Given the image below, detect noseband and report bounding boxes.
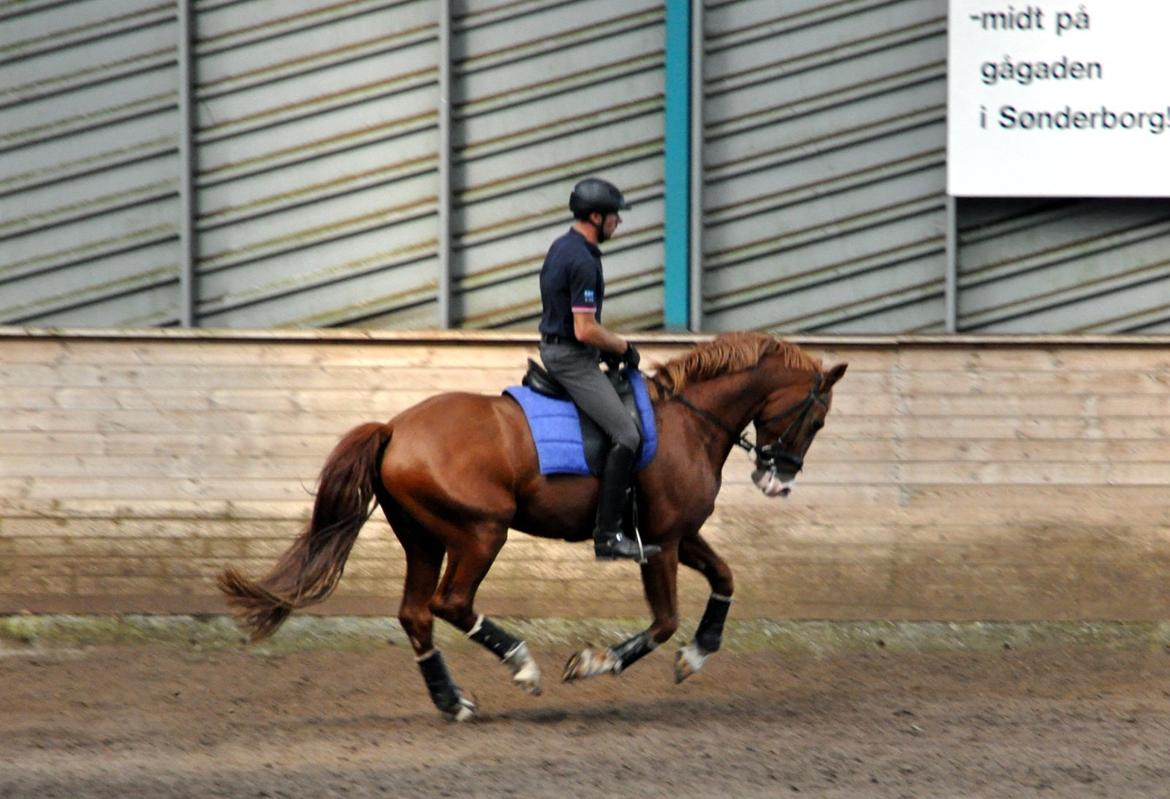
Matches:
[650,373,827,473]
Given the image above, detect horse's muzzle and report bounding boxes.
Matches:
[751,467,793,498]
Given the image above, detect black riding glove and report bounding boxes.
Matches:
[623,342,641,370]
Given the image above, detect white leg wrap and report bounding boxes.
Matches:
[503,641,543,696]
[674,641,710,684]
[450,695,477,722]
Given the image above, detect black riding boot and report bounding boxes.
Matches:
[593,444,660,561]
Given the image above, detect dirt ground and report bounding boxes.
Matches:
[3,639,1170,798]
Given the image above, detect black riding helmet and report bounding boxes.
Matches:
[569,178,630,243]
[569,177,631,220]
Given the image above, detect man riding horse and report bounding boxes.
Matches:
[218,179,849,721]
[537,177,658,562]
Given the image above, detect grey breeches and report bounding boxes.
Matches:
[539,342,640,453]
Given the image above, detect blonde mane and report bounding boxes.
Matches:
[648,332,821,400]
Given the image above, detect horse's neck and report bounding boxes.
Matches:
[670,369,769,463]
[693,369,769,431]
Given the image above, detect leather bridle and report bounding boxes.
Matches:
[650,372,828,474]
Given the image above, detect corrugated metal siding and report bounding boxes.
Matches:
[449,0,666,330]
[700,0,949,334]
[0,0,182,327]
[956,199,1170,333]
[5,0,1169,335]
[193,0,440,329]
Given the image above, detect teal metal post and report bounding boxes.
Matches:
[663,0,691,329]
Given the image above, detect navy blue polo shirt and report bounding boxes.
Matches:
[538,228,604,340]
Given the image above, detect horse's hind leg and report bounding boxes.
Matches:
[429,525,543,698]
[380,499,478,721]
[674,532,734,684]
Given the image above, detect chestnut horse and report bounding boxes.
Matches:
[219,332,846,720]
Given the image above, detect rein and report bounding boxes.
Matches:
[649,372,826,472]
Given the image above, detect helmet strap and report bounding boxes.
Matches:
[591,212,608,244]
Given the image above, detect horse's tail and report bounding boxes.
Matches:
[218,422,391,642]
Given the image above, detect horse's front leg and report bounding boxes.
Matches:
[675,532,734,684]
[563,545,680,681]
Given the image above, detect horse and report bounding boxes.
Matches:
[218,331,847,721]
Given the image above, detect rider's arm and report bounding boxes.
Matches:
[573,312,628,357]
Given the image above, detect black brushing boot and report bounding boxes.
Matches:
[593,443,660,562]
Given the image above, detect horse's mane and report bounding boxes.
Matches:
[648,332,821,400]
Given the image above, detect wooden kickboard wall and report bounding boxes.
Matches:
[2,329,1169,622]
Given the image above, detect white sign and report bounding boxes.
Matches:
[947,1,1170,197]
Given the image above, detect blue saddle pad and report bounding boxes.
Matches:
[504,370,658,476]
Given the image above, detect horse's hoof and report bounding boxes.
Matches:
[444,693,478,722]
[674,642,708,684]
[505,642,543,696]
[513,667,543,696]
[517,679,543,697]
[562,647,618,682]
[562,650,586,682]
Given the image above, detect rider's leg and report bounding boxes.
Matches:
[539,343,659,562]
[593,441,646,560]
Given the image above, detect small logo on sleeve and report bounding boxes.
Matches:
[583,289,595,303]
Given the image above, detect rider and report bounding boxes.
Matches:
[538,177,660,562]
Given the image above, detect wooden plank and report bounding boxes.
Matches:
[705,485,1170,526]
[0,431,341,458]
[0,517,294,539]
[0,498,312,520]
[904,369,1169,395]
[0,363,525,391]
[0,341,550,370]
[690,529,1170,567]
[0,455,325,480]
[896,438,1170,463]
[895,485,1170,525]
[158,558,407,581]
[895,346,1170,372]
[0,407,433,435]
[897,461,1170,486]
[903,395,1097,417]
[0,576,75,594]
[0,477,335,502]
[821,415,1168,439]
[1098,395,1170,416]
[0,536,215,558]
[0,533,403,560]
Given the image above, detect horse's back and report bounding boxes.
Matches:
[390,391,530,457]
[380,392,538,519]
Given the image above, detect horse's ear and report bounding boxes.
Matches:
[823,362,848,390]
